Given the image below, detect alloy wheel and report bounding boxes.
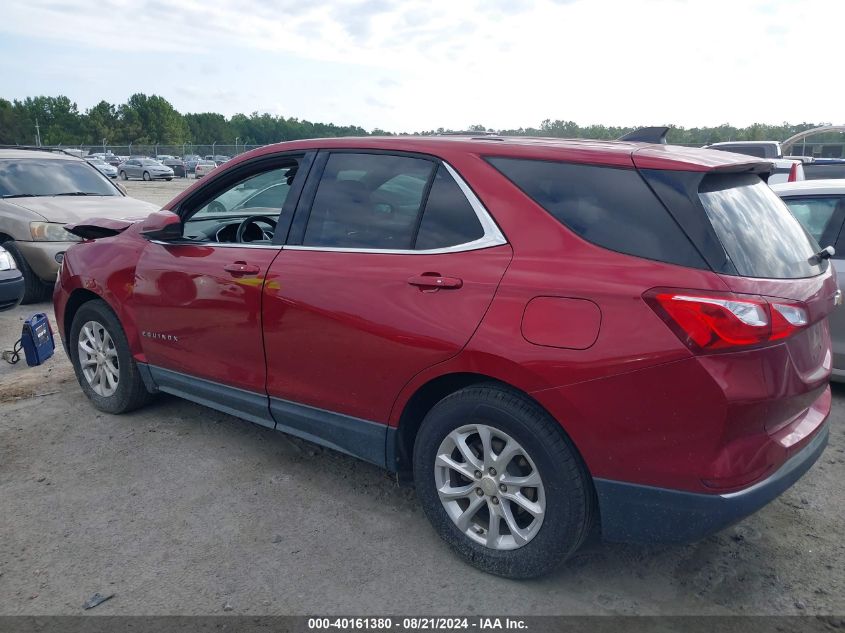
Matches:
[78,320,120,397]
[434,423,545,550]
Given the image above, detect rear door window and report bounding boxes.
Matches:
[699,174,824,279]
[781,196,845,247]
[487,157,706,268]
[303,153,434,249]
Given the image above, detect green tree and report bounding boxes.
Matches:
[118,93,187,144]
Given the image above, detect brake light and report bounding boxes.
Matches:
[788,162,800,182]
[645,290,809,352]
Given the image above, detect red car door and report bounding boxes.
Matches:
[262,152,512,436]
[131,155,309,426]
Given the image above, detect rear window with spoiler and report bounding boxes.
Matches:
[488,157,825,280]
[698,173,824,279]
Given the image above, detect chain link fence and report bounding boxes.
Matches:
[52,143,263,158]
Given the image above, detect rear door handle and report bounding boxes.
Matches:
[224,261,260,276]
[407,273,463,290]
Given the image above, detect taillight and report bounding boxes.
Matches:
[645,289,809,352]
[788,162,800,182]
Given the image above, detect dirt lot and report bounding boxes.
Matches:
[0,182,842,615]
[119,176,196,207]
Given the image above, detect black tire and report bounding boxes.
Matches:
[142,171,151,181]
[120,170,128,181]
[413,384,595,579]
[166,178,172,181]
[69,299,154,414]
[1,240,52,304]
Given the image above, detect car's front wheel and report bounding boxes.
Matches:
[142,171,151,181]
[69,299,153,414]
[119,170,128,180]
[413,384,595,579]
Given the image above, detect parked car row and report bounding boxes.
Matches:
[85,152,222,179]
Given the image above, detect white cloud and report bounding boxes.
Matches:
[1,0,843,131]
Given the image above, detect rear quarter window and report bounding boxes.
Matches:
[486,157,706,268]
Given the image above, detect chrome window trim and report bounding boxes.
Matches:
[151,240,282,250]
[286,160,507,255]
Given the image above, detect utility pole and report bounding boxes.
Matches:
[34,118,42,147]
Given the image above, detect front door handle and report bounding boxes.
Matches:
[224,261,260,276]
[407,273,463,290]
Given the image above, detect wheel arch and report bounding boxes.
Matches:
[388,370,592,485]
[62,286,145,361]
[63,288,103,351]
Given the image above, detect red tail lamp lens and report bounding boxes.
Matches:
[646,291,809,352]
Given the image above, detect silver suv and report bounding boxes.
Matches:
[0,148,159,302]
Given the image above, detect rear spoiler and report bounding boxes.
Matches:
[618,126,670,144]
[64,217,137,240]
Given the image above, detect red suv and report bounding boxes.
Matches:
[54,136,835,578]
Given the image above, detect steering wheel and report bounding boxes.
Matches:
[235,215,277,243]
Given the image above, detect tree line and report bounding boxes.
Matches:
[0,93,840,148]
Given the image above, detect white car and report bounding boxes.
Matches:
[703,141,804,184]
[194,160,217,179]
[86,158,118,178]
[772,179,845,380]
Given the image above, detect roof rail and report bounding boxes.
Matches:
[617,126,670,144]
[0,145,84,158]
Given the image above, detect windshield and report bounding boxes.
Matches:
[0,159,118,197]
[699,174,824,279]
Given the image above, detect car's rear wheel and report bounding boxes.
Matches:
[413,384,595,579]
[1,240,52,304]
[166,177,172,181]
[142,171,151,181]
[120,170,128,180]
[69,299,154,414]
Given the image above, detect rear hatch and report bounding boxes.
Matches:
[696,172,837,386]
[634,153,837,401]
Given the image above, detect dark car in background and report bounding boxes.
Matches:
[183,155,202,174]
[804,158,845,181]
[205,154,231,166]
[160,157,187,178]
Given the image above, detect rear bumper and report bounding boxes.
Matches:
[595,422,829,543]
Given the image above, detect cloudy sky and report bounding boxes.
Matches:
[0,0,840,132]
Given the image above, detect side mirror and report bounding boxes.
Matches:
[139,211,183,242]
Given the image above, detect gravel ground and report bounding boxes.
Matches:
[118,175,196,207]
[0,182,842,616]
